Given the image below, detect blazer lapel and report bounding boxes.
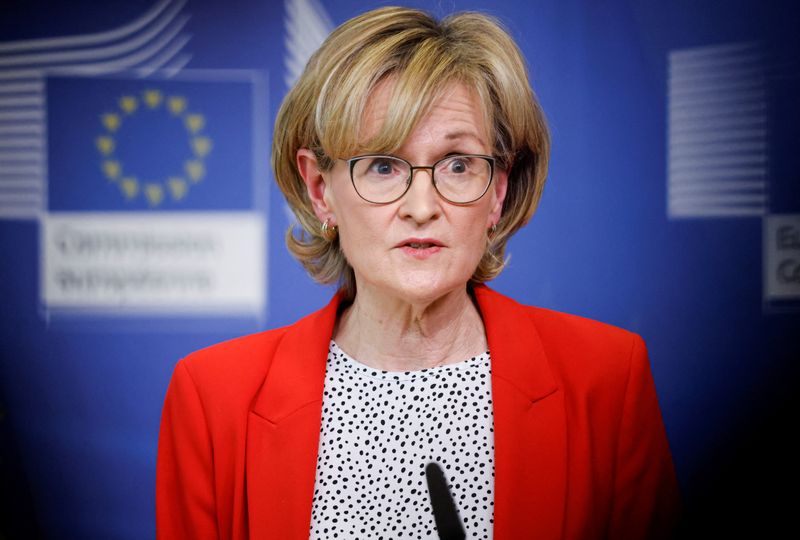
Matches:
[475,286,567,540]
[245,293,342,540]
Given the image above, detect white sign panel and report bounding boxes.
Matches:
[764,214,800,301]
[41,212,265,315]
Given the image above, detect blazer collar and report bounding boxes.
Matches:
[247,286,566,539]
[472,285,558,402]
[250,291,341,423]
[246,292,341,539]
[473,285,566,539]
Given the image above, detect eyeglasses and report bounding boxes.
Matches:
[346,154,495,205]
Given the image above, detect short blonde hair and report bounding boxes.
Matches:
[272,6,549,296]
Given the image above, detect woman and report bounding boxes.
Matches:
[157,6,680,540]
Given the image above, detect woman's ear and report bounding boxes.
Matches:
[297,148,335,223]
[488,168,508,226]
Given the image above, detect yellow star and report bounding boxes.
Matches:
[120,177,139,199]
[102,160,122,180]
[184,160,206,182]
[144,183,164,206]
[185,114,205,134]
[168,96,187,116]
[95,136,115,155]
[101,113,121,132]
[143,89,163,109]
[191,136,213,158]
[168,177,188,200]
[119,96,138,114]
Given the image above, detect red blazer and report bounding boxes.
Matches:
[157,286,680,539]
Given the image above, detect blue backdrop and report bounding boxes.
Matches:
[1,0,798,538]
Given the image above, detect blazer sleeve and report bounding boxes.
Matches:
[156,359,219,540]
[607,335,681,539]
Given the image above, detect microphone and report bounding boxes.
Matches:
[425,462,465,540]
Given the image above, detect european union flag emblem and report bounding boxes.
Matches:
[47,74,257,211]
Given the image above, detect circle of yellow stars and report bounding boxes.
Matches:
[95,89,213,207]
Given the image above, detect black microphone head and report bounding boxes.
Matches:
[425,462,465,540]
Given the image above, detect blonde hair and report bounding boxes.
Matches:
[272,6,549,297]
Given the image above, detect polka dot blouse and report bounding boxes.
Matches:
[309,341,496,540]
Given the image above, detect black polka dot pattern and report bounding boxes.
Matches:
[309,341,495,540]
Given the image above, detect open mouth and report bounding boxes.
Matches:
[398,239,443,257]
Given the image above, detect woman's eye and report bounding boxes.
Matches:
[370,159,395,175]
[446,157,471,173]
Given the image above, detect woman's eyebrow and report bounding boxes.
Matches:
[443,130,486,145]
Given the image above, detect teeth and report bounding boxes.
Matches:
[409,242,432,248]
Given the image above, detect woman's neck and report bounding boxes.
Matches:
[333,284,487,372]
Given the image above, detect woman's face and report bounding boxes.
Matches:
[302,81,507,305]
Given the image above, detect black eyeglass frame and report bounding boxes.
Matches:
[346,154,496,205]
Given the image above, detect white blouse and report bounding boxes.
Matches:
[309,341,496,540]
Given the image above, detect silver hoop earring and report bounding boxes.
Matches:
[321,218,338,240]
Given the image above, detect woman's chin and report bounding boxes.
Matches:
[359,275,469,308]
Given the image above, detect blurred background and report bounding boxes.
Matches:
[1,0,798,537]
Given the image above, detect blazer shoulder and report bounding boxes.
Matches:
[526,304,646,389]
[478,285,640,351]
[170,292,341,410]
[182,325,290,373]
[478,287,643,386]
[528,304,640,349]
[175,326,291,406]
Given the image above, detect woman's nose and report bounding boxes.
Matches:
[398,168,441,223]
